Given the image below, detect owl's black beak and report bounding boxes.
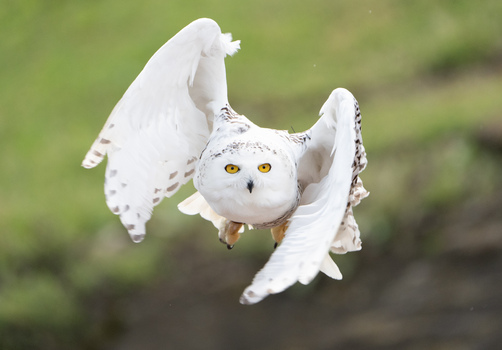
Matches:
[247,180,254,193]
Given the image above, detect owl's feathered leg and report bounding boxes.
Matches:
[219,220,244,250]
[271,222,289,249]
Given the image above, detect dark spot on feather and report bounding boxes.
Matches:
[187,157,196,165]
[109,169,117,177]
[126,224,135,230]
[154,188,162,193]
[184,169,195,177]
[123,205,130,212]
[237,125,250,134]
[166,183,179,192]
[109,190,116,196]
[93,150,103,157]
[100,138,111,144]
[131,233,144,243]
[112,206,120,213]
[153,197,160,204]
[169,171,178,180]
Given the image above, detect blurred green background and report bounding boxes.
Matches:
[1,0,502,349]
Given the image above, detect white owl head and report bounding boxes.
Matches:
[194,137,299,223]
[197,140,295,192]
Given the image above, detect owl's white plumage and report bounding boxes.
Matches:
[83,18,368,304]
[193,111,302,227]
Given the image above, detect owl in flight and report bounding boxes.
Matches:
[82,18,368,304]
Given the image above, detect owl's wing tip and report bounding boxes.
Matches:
[239,289,266,305]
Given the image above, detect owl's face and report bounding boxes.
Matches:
[195,140,299,225]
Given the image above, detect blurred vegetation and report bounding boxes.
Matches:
[1,0,501,348]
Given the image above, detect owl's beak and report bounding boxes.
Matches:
[247,180,254,193]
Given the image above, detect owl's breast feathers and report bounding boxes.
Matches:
[250,182,302,230]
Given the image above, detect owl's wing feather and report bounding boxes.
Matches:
[178,191,227,230]
[82,18,239,242]
[240,88,367,304]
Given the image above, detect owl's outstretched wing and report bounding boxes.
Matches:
[82,18,240,242]
[240,88,368,304]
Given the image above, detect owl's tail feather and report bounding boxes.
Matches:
[178,191,230,229]
[318,254,343,280]
[178,191,224,225]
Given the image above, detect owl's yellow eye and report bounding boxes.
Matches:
[258,163,271,173]
[225,164,240,174]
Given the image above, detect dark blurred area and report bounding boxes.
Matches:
[105,137,502,350]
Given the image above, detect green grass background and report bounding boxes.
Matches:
[1,0,501,347]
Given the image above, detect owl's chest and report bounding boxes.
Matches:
[203,183,299,226]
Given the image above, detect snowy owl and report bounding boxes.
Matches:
[82,18,368,304]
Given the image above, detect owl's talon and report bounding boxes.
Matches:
[218,221,243,249]
[271,221,288,247]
